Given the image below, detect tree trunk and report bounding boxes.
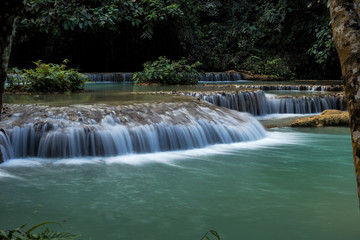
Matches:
[329,0,360,204]
[0,1,25,163]
[0,1,25,119]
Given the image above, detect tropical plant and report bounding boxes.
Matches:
[20,0,184,39]
[133,56,203,85]
[0,221,79,240]
[11,59,88,93]
[242,56,295,79]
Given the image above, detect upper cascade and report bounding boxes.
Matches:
[0,102,266,161]
[184,90,346,116]
[199,72,242,82]
[86,73,133,82]
[84,72,243,82]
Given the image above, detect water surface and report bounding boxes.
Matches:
[0,127,358,240]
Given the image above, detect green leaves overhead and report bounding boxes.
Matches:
[21,0,184,37]
[14,0,339,79]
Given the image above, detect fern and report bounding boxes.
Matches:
[0,222,79,240]
[38,229,79,240]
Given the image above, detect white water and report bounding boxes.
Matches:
[0,130,300,174]
[186,90,345,116]
[0,106,266,161]
[243,84,344,92]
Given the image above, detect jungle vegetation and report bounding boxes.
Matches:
[9,0,340,80]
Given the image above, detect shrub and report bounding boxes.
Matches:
[242,56,295,79]
[133,56,203,85]
[8,60,88,93]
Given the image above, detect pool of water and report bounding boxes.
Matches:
[0,127,358,240]
[4,82,340,106]
[3,84,191,106]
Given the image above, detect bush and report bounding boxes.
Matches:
[8,60,88,93]
[133,56,203,85]
[242,56,295,79]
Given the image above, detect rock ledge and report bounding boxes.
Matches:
[291,110,349,127]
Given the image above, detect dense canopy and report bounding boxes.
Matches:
[10,0,339,79]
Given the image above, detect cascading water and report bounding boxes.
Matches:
[243,85,344,92]
[199,72,243,82]
[86,73,134,82]
[185,90,346,116]
[84,72,243,82]
[0,102,266,161]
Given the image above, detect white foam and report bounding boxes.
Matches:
[54,158,103,166]
[1,158,45,167]
[101,131,301,165]
[0,169,20,179]
[256,113,318,120]
[0,131,303,168]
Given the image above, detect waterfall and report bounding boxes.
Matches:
[0,104,266,161]
[84,72,243,82]
[199,72,243,82]
[243,85,344,92]
[86,73,134,82]
[185,91,346,116]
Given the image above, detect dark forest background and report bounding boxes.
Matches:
[10,0,340,79]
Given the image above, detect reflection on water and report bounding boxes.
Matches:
[4,82,343,106]
[4,89,190,106]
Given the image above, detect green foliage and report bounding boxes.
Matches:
[0,222,79,240]
[242,56,295,79]
[9,60,88,93]
[307,21,336,66]
[179,0,338,78]
[13,0,340,79]
[21,0,184,39]
[133,56,203,85]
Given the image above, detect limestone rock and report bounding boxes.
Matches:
[291,110,349,127]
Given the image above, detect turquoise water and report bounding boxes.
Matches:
[0,127,358,240]
[4,82,341,106]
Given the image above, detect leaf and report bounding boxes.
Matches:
[209,230,221,240]
[40,229,80,240]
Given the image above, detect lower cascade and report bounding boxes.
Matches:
[185,90,346,116]
[243,85,344,92]
[0,102,266,161]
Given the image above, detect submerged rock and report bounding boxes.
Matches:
[291,110,349,127]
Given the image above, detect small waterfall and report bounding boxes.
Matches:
[243,85,344,92]
[198,72,242,82]
[0,104,266,161]
[84,72,242,82]
[86,73,134,82]
[185,91,346,116]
